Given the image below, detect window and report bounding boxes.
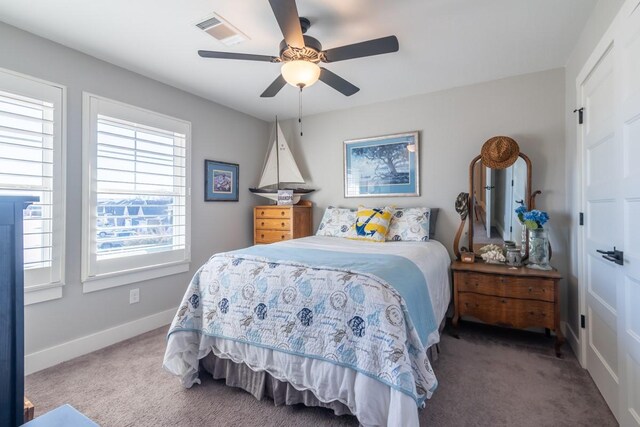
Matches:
[82,94,191,292]
[0,68,65,304]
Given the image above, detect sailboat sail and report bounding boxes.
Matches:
[257,123,305,188]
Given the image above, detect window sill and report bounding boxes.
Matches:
[82,261,190,293]
[25,284,63,305]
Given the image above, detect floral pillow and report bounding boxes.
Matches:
[347,206,394,242]
[386,207,431,242]
[316,206,357,237]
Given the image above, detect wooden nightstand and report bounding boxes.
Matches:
[451,260,564,356]
[254,204,312,244]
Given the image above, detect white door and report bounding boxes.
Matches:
[581,39,621,420]
[485,167,493,238]
[580,1,640,424]
[617,3,640,424]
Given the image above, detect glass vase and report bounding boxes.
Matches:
[521,226,528,258]
[528,228,551,270]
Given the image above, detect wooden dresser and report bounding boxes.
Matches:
[451,260,564,356]
[254,204,312,244]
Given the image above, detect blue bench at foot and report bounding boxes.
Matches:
[23,404,98,427]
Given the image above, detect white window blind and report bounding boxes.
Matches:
[0,69,65,296]
[82,94,190,290]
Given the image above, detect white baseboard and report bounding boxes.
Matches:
[25,307,176,375]
[562,320,582,366]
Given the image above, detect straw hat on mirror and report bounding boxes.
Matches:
[481,136,520,169]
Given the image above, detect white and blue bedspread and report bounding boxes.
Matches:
[165,236,450,406]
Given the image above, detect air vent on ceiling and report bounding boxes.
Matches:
[196,13,248,47]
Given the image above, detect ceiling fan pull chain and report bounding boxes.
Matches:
[298,86,303,136]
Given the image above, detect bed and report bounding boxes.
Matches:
[163,235,451,426]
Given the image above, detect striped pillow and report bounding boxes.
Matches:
[347,206,394,242]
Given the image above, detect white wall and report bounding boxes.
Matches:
[281,68,567,312]
[0,22,268,366]
[564,0,625,347]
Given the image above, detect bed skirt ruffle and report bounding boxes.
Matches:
[201,352,354,417]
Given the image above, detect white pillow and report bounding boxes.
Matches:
[316,206,356,237]
[386,207,431,241]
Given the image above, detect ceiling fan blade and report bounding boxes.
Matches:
[319,68,359,96]
[268,0,305,49]
[322,36,399,63]
[198,50,278,62]
[261,74,288,98]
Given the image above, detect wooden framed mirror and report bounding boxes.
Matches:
[468,153,532,254]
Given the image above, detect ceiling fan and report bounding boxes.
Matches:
[197,0,399,98]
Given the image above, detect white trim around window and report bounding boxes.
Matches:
[81,93,191,292]
[0,67,67,305]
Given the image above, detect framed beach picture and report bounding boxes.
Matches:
[344,131,420,198]
[205,160,239,201]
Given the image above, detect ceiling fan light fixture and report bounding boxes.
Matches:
[281,60,320,88]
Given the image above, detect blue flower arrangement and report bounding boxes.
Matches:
[516,202,549,230]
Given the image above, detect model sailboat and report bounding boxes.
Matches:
[249,119,314,204]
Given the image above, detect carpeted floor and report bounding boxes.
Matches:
[26,322,616,426]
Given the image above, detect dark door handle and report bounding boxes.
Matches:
[485,186,495,190]
[596,249,614,255]
[515,199,524,204]
[597,247,624,265]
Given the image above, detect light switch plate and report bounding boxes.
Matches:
[129,288,140,304]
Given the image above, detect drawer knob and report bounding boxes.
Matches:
[281,211,285,216]
[261,222,265,226]
[528,287,533,292]
[281,222,285,227]
[281,235,285,239]
[501,299,506,304]
[499,277,505,283]
[261,211,265,216]
[261,234,264,238]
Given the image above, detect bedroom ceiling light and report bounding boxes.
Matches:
[281,60,320,88]
[280,60,320,137]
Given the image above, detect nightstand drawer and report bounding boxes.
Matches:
[458,292,555,329]
[255,230,292,243]
[255,218,291,230]
[255,208,291,219]
[456,272,554,302]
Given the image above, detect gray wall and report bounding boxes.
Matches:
[281,68,567,314]
[564,0,624,338]
[0,22,269,355]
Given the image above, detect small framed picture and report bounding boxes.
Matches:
[205,160,239,202]
[344,131,420,198]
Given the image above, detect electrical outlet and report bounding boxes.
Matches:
[129,288,140,304]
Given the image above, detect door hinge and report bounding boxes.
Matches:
[573,107,584,124]
[510,226,513,232]
[581,315,586,329]
[511,179,514,186]
[579,212,584,226]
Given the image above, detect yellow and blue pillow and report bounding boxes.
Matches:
[347,206,394,242]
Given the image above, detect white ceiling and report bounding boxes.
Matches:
[0,0,596,121]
